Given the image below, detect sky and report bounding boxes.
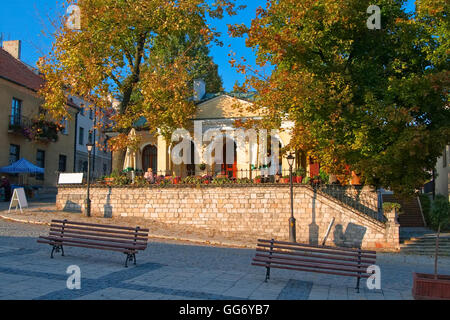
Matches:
[0,1,416,92]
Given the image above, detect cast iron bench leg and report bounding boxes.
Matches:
[50,244,63,259]
[124,253,134,268]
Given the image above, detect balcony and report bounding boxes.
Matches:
[8,115,31,134]
[7,115,61,143]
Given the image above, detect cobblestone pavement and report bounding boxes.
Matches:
[1,219,449,300]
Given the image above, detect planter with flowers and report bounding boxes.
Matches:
[294,168,306,183]
[23,119,62,143]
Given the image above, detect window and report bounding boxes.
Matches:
[59,155,67,172]
[9,144,20,164]
[80,104,85,116]
[11,98,22,125]
[88,131,93,144]
[60,117,68,135]
[103,163,107,176]
[89,109,94,120]
[36,150,45,180]
[79,127,84,145]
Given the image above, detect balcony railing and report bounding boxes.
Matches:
[8,115,31,132]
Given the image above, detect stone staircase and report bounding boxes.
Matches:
[400,227,450,256]
[382,194,425,227]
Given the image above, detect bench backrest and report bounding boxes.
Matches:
[49,219,149,250]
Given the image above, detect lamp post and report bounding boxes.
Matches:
[287,153,296,242]
[85,143,94,217]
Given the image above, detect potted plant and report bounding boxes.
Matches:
[412,195,450,300]
[295,168,306,183]
[280,175,290,184]
[199,163,207,171]
[253,175,262,184]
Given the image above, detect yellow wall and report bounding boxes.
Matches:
[0,78,77,186]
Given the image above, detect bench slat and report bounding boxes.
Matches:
[257,239,376,255]
[39,236,147,251]
[257,243,376,260]
[50,224,148,238]
[256,248,376,264]
[251,262,371,278]
[49,228,148,242]
[48,231,148,247]
[253,256,370,275]
[255,252,373,269]
[52,220,149,232]
[37,239,134,253]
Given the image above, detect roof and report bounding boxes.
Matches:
[132,92,257,128]
[0,48,44,92]
[195,92,256,104]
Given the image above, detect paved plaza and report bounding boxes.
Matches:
[1,218,450,300]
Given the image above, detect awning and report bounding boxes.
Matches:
[0,158,44,174]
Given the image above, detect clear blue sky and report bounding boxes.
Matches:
[0,1,416,92]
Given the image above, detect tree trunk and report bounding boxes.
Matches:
[112,149,127,172]
[434,223,440,279]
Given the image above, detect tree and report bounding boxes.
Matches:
[230,0,449,196]
[38,0,239,170]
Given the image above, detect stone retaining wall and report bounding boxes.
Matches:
[57,185,400,251]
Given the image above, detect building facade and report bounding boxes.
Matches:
[0,41,78,187]
[114,79,311,179]
[70,95,112,179]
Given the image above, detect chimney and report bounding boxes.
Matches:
[2,40,21,60]
[193,79,206,102]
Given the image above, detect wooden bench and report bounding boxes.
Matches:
[37,219,149,267]
[252,239,377,292]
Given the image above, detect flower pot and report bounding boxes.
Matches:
[104,178,114,185]
[412,272,450,300]
[254,178,261,184]
[350,171,361,185]
[295,176,303,183]
[280,178,290,184]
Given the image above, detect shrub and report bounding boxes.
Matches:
[383,202,402,213]
[295,167,306,177]
[431,195,450,231]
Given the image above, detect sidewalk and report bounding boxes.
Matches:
[0,202,259,249]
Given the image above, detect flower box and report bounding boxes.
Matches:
[412,272,450,300]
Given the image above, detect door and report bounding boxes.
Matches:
[142,145,157,173]
[221,139,237,178]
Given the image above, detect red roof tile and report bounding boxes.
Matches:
[0,47,44,91]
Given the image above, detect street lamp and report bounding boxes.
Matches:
[85,143,94,217]
[287,153,296,242]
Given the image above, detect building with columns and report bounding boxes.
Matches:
[114,79,314,179]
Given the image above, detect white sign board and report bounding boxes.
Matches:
[58,173,84,185]
[9,188,28,213]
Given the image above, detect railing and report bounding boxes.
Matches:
[8,115,31,132]
[136,168,306,181]
[314,184,386,222]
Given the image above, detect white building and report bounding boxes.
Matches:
[69,96,112,179]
